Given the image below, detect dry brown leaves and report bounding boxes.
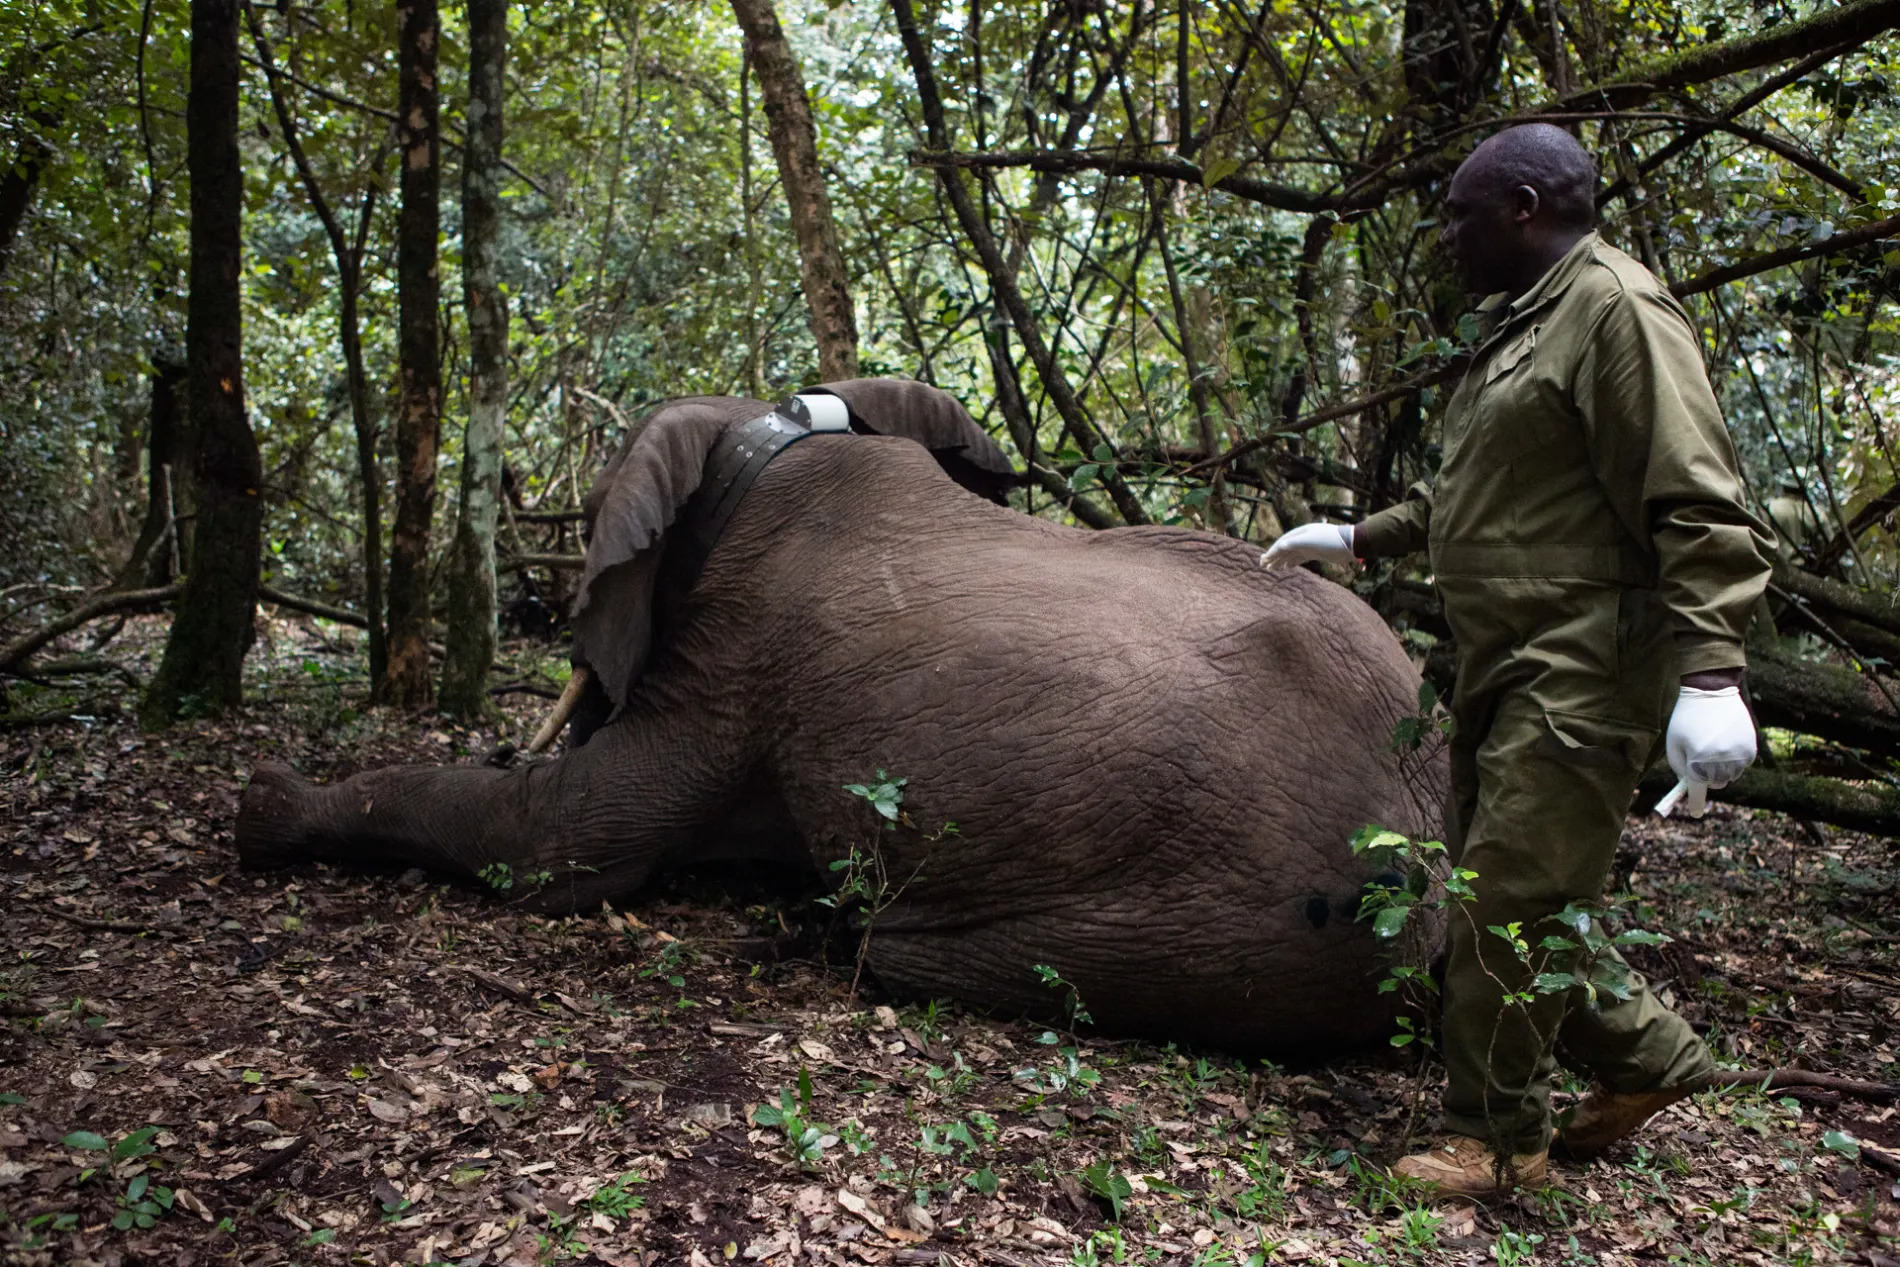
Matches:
[0,615,1896,1266]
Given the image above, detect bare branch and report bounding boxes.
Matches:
[0,584,182,675]
[1557,0,1900,110]
[1598,43,1858,208]
[1670,212,1900,299]
[911,147,1349,213]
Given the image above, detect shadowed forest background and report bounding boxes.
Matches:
[10,0,1900,824]
[3,0,1900,1264]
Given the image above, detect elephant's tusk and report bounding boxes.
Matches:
[527,666,591,755]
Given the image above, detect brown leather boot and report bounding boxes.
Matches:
[1391,1135,1549,1198]
[1554,1083,1694,1159]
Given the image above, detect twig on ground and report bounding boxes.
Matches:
[229,1134,308,1185]
[43,905,148,934]
[458,964,571,1012]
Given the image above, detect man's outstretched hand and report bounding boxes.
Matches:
[1260,523,1357,570]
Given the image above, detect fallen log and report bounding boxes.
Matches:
[0,701,123,731]
[3,583,371,680]
[257,584,368,628]
[0,583,182,674]
[1750,644,1900,756]
[1637,764,1900,838]
[1773,566,1900,641]
[504,552,586,571]
[18,657,142,688]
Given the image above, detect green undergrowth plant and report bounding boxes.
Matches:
[1356,814,1677,1161]
[1228,1139,1292,1222]
[56,1126,173,1233]
[638,938,702,1012]
[1032,962,1094,1038]
[1013,965,1103,1104]
[752,1066,841,1167]
[1079,1159,1133,1220]
[883,1111,1002,1208]
[1389,681,1454,803]
[476,861,553,895]
[824,770,958,1000]
[1352,825,1468,1059]
[582,1170,647,1221]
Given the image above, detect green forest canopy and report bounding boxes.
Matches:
[5,0,1900,631]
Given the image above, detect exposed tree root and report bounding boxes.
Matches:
[1697,1068,1900,1103]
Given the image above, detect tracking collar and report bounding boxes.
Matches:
[673,394,852,591]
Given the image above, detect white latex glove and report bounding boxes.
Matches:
[1259,523,1356,570]
[1656,686,1757,819]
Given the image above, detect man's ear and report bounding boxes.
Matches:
[1511,184,1542,224]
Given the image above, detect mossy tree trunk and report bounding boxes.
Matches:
[439,0,509,720]
[729,0,859,383]
[385,0,442,710]
[141,0,263,728]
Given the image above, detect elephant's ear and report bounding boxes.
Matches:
[572,395,765,710]
[805,379,1019,504]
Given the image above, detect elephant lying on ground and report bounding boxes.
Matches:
[239,379,1446,1051]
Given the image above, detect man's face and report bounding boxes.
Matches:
[1438,162,1521,296]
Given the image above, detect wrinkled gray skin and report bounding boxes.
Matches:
[239,380,1445,1052]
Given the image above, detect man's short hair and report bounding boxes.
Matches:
[1465,123,1599,231]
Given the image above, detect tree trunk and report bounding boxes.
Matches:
[247,9,388,687]
[440,0,509,720]
[386,0,443,709]
[729,0,859,382]
[0,105,57,283]
[343,259,389,689]
[1149,182,1232,535]
[141,0,263,727]
[116,346,187,591]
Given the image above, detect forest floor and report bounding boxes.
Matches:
[1,611,1898,1267]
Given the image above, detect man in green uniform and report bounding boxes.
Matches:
[1264,124,1773,1196]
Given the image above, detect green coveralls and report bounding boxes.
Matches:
[1356,234,1774,1153]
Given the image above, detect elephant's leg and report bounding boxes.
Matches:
[237,698,747,912]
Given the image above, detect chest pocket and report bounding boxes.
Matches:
[1469,325,1564,465]
[1485,327,1537,383]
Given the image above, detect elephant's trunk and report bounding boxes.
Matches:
[236,702,720,911]
[237,758,571,885]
